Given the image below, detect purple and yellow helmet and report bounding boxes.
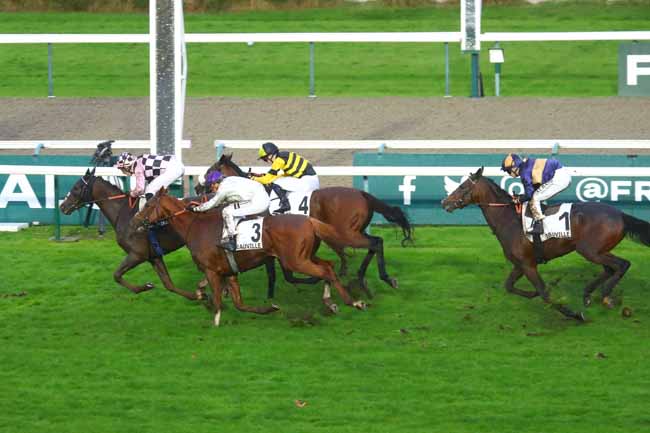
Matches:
[501,153,523,174]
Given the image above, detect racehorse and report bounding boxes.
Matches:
[196,154,413,297]
[441,167,650,321]
[130,188,367,326]
[60,168,200,301]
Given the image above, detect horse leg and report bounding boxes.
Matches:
[264,258,277,299]
[577,248,631,309]
[599,255,631,308]
[579,265,614,307]
[331,245,348,277]
[151,258,199,300]
[113,254,155,294]
[204,269,224,327]
[225,276,280,315]
[279,264,321,285]
[521,264,585,321]
[297,257,367,311]
[504,265,539,298]
[346,233,397,295]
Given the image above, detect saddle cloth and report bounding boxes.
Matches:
[221,216,265,251]
[521,202,573,242]
[269,190,313,215]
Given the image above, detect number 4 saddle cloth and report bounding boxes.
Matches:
[222,217,266,251]
[521,202,573,242]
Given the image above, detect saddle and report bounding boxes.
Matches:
[523,202,562,219]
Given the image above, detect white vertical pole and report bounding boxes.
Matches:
[174,0,187,161]
[149,0,157,154]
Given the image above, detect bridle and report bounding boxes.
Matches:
[65,174,135,212]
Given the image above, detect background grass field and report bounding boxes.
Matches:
[1,225,649,433]
[1,1,650,97]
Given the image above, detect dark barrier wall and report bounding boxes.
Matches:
[353,153,650,225]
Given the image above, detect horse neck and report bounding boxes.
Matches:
[222,160,246,177]
[92,178,127,227]
[160,197,196,241]
[475,181,521,239]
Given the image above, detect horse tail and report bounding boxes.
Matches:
[623,213,650,246]
[361,191,413,246]
[309,218,348,251]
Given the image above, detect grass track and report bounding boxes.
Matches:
[1,225,649,433]
[1,2,650,97]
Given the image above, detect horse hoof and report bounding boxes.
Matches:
[583,297,592,307]
[353,301,367,311]
[602,296,615,309]
[144,282,154,290]
[389,278,398,289]
[329,303,339,314]
[271,304,281,311]
[576,312,586,322]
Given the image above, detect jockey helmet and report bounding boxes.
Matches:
[204,170,224,189]
[258,142,279,160]
[501,153,524,177]
[115,152,137,171]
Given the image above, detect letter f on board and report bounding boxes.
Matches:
[399,176,416,206]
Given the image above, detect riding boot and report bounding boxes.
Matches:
[271,184,291,213]
[220,207,238,251]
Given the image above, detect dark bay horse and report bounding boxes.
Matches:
[130,188,367,325]
[60,169,200,300]
[442,167,650,321]
[197,154,413,297]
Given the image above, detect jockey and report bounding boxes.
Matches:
[251,142,319,213]
[115,151,185,210]
[501,153,572,234]
[190,170,270,252]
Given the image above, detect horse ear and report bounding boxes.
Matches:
[157,187,168,196]
[90,167,96,176]
[84,168,90,176]
[225,153,232,161]
[470,166,483,181]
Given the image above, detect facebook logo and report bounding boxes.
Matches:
[627,55,650,85]
[399,176,416,205]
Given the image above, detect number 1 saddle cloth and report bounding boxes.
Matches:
[521,202,573,242]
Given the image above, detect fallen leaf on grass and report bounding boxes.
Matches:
[595,352,607,359]
[294,400,307,408]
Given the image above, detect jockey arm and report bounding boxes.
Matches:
[193,188,228,212]
[253,157,285,185]
[130,162,146,197]
[518,172,535,202]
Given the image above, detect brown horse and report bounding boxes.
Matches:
[130,188,367,325]
[442,167,650,321]
[60,169,200,300]
[197,154,413,297]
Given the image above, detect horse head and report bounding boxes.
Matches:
[195,154,247,195]
[60,168,97,215]
[131,187,175,232]
[441,167,484,212]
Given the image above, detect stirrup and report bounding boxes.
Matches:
[528,220,544,235]
[276,201,290,213]
[219,236,237,252]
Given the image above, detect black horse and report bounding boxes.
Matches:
[60,168,200,300]
[442,167,650,321]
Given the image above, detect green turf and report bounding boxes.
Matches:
[1,225,648,433]
[1,2,649,97]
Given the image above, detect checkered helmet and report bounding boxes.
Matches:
[115,152,137,171]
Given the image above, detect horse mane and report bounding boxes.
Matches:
[94,175,126,196]
[481,176,512,203]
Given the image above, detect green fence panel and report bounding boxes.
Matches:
[353,153,650,225]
